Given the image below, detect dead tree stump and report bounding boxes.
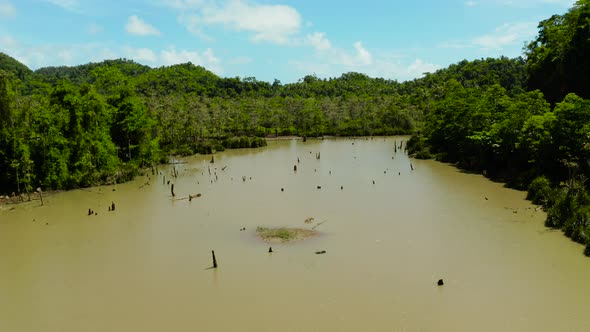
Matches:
[212,250,218,268]
[36,188,44,206]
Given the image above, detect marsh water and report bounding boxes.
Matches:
[1,137,590,332]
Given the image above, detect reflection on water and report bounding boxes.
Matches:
[1,137,590,332]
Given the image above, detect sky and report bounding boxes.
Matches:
[0,0,578,83]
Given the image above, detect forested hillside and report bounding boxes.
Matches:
[1,1,589,252]
[408,0,590,255]
[0,51,525,194]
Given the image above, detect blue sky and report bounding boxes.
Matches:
[0,0,577,83]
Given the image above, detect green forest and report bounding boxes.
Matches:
[1,2,589,252]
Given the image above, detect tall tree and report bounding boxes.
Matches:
[526,0,590,103]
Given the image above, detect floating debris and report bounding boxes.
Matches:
[256,226,318,243]
[311,220,328,230]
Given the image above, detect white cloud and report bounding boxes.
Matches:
[0,1,15,18]
[43,0,78,11]
[439,21,538,54]
[407,59,441,76]
[352,42,372,66]
[172,0,302,44]
[367,58,440,81]
[296,31,438,81]
[327,41,373,67]
[125,15,162,36]
[178,13,214,41]
[305,32,373,67]
[292,56,441,82]
[124,47,157,63]
[359,57,441,81]
[160,47,222,73]
[88,48,119,63]
[305,32,331,51]
[0,36,90,68]
[206,1,301,44]
[0,35,222,74]
[472,22,537,50]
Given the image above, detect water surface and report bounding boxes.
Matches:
[2,137,590,331]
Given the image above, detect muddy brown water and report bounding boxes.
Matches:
[2,137,590,332]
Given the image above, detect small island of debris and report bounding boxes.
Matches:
[256,226,318,243]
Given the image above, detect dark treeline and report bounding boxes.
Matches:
[408,0,590,255]
[1,0,589,254]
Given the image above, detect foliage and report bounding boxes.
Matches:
[526,0,590,103]
[223,136,267,149]
[35,59,151,87]
[0,53,33,82]
[256,227,296,241]
[406,0,590,255]
[544,176,590,248]
[255,226,317,242]
[0,52,533,196]
[406,134,431,159]
[527,176,553,205]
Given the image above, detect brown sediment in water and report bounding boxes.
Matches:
[264,135,304,141]
[0,189,65,207]
[256,226,319,243]
[265,135,337,141]
[3,137,590,332]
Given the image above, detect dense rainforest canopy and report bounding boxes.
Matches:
[1,1,589,251]
[0,52,531,192]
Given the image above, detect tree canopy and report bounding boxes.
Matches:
[526,0,590,103]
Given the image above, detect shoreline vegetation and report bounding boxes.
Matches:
[405,1,590,256]
[2,2,590,255]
